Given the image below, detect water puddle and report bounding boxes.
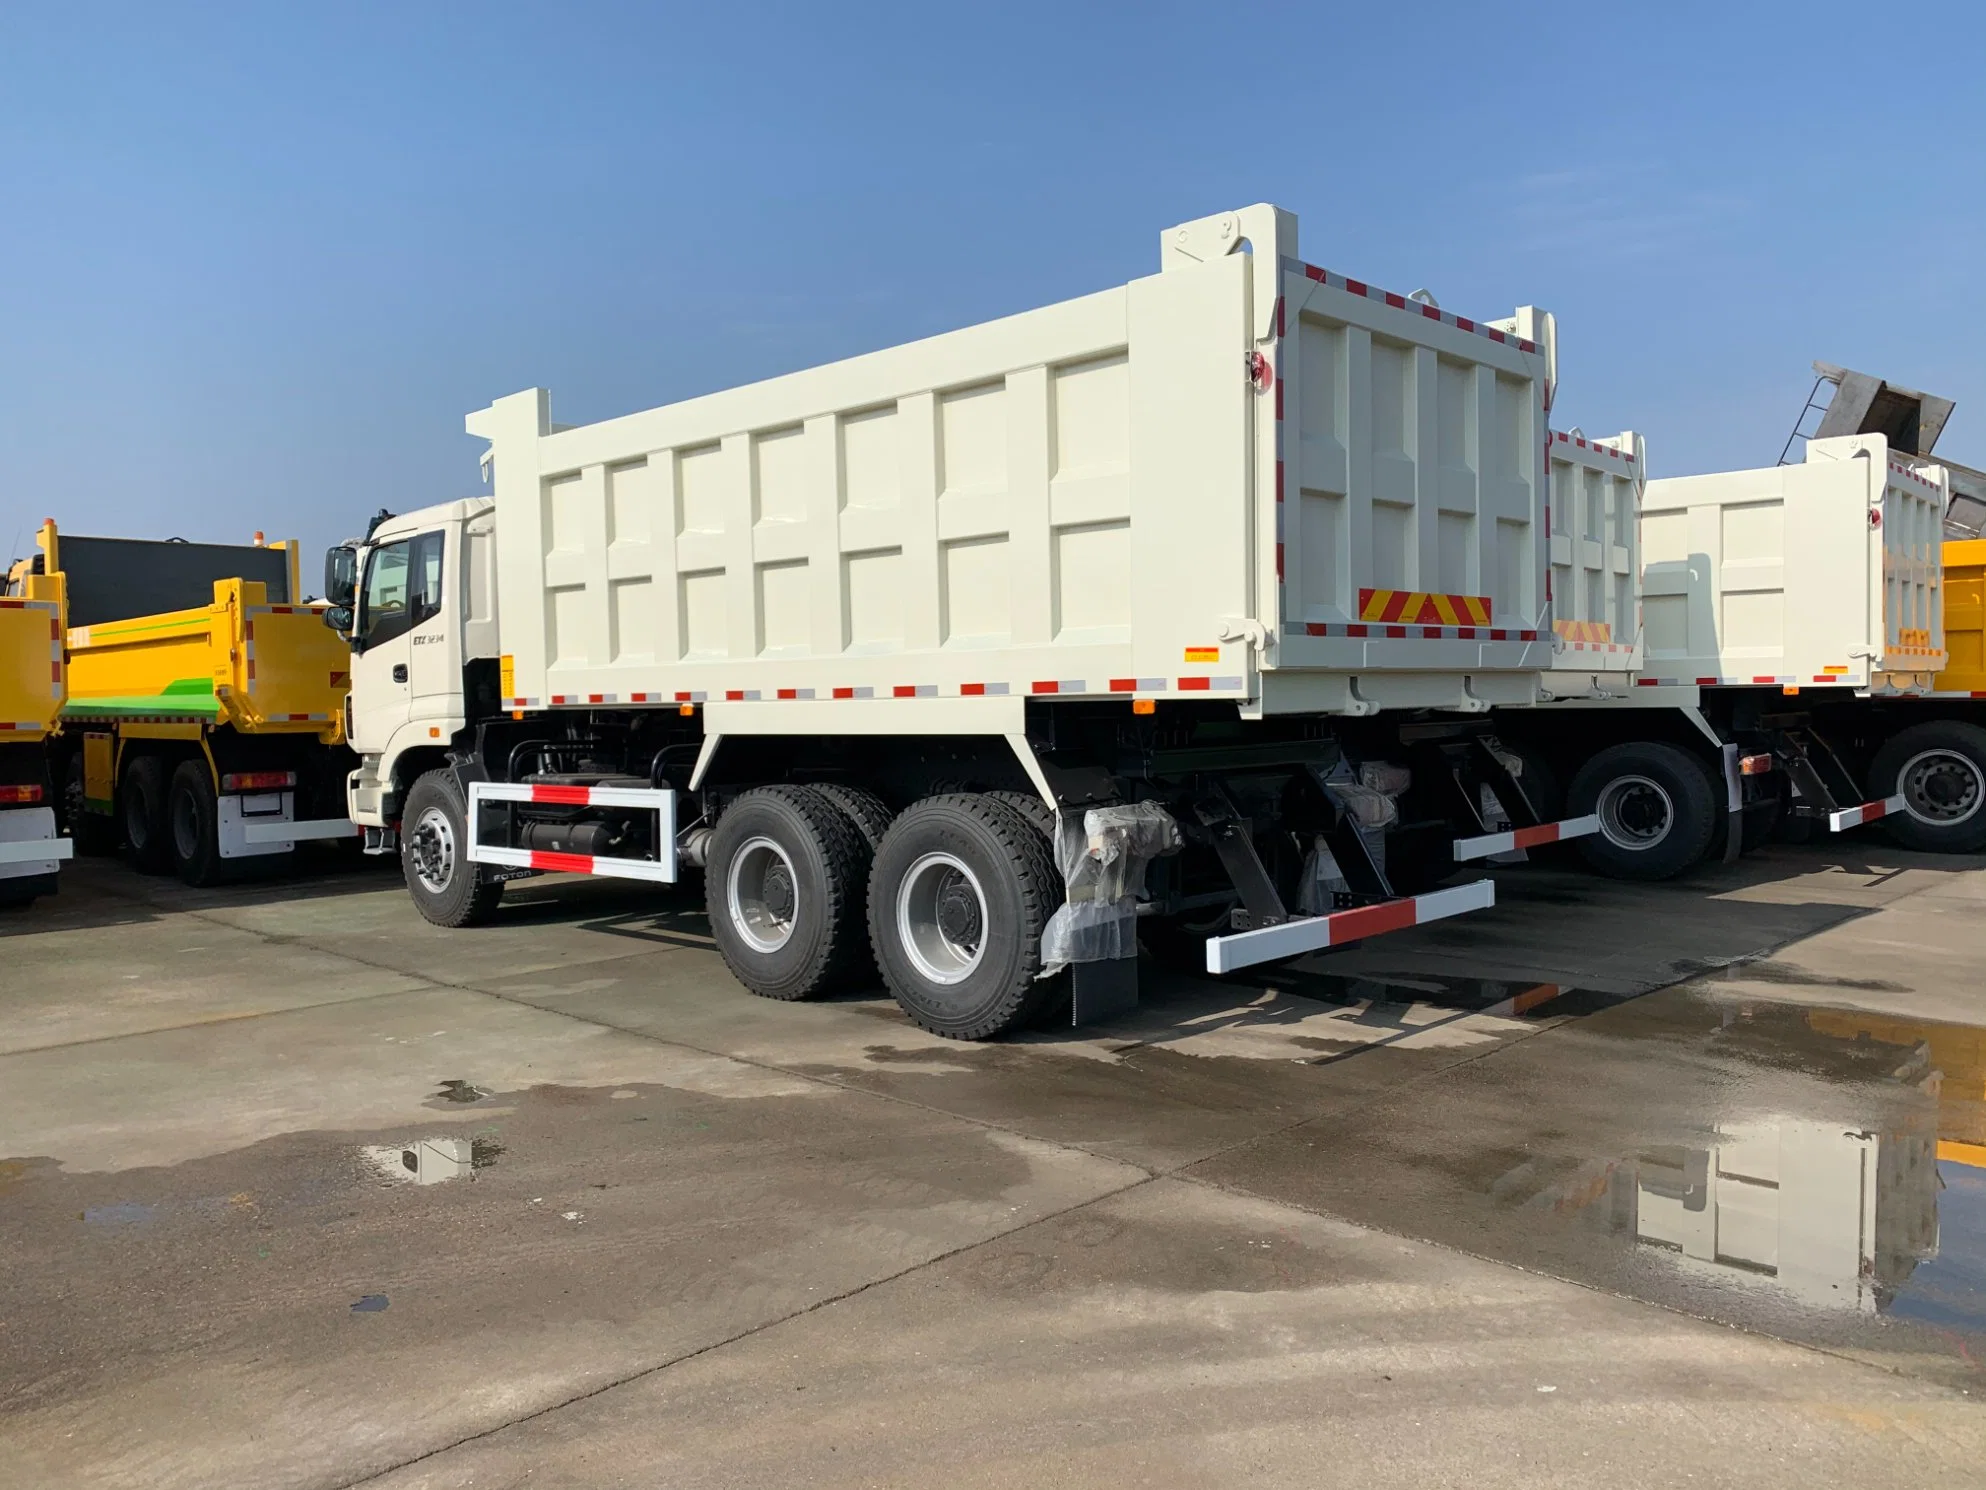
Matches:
[1486,1000,1986,1343]
[361,1135,503,1186]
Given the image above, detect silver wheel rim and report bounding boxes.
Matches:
[727,836,799,954]
[896,851,987,985]
[1596,773,1674,851]
[171,789,200,860]
[1898,748,1985,828]
[409,804,457,895]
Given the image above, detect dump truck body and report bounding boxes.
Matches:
[43,526,357,883]
[337,204,1599,1038]
[0,523,72,902]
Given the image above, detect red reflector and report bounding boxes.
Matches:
[221,771,296,792]
[1739,754,1773,776]
[0,784,44,803]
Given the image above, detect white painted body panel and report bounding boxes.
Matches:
[467,205,1556,728]
[1636,436,1948,694]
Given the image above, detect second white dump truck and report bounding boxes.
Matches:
[332,204,1602,1037]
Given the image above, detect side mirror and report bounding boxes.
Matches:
[324,545,358,608]
[322,605,355,638]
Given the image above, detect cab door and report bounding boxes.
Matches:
[349,532,442,755]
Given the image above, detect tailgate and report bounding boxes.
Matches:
[239,603,349,733]
[0,599,62,738]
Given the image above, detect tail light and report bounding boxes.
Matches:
[1738,754,1773,776]
[221,771,297,792]
[0,784,43,804]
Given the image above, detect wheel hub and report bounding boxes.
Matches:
[1597,774,1674,851]
[1900,749,1984,826]
[727,836,800,954]
[897,851,989,986]
[410,805,456,894]
[936,878,983,944]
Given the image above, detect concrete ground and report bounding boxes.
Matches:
[3,838,1985,1488]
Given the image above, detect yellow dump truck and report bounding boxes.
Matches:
[0,522,72,906]
[13,522,358,885]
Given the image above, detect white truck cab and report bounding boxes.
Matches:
[330,498,497,838]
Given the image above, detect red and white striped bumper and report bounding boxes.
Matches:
[1451,814,1600,863]
[466,781,679,883]
[1204,879,1495,975]
[1828,794,1904,832]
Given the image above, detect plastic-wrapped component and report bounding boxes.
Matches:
[1358,761,1412,797]
[1319,761,1389,879]
[1296,836,1349,915]
[1040,802,1182,973]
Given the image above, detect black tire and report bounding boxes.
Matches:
[167,760,230,887]
[1871,720,1986,854]
[985,790,1056,840]
[63,755,118,857]
[1568,741,1718,881]
[867,794,1060,1040]
[705,785,870,1000]
[401,769,504,928]
[810,783,894,853]
[122,754,172,874]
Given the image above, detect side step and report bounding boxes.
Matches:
[1205,880,1495,975]
[466,781,679,882]
[1829,794,1905,832]
[1451,814,1599,862]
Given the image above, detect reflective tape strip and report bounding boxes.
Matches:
[1452,814,1599,862]
[1205,879,1496,974]
[1288,622,1540,642]
[471,843,678,883]
[1292,262,1538,355]
[1551,430,1636,464]
[1359,588,1492,626]
[1829,795,1905,832]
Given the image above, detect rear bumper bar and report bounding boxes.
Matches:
[1829,794,1905,832]
[1452,814,1599,862]
[241,817,360,845]
[1205,879,1495,975]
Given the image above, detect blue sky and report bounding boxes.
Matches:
[3,2,1981,582]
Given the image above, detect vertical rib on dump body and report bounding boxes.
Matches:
[1539,430,1643,697]
[471,204,1556,730]
[1637,436,1949,694]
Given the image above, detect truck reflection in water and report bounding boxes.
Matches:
[1625,1122,1937,1313]
[1502,1007,1986,1329]
[360,1135,501,1186]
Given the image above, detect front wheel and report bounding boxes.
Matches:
[868,795,1060,1039]
[401,770,503,927]
[1567,741,1717,881]
[1871,721,1986,854]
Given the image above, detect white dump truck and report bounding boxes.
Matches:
[1495,368,1963,880]
[331,203,1603,1037]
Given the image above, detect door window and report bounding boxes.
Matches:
[360,533,443,650]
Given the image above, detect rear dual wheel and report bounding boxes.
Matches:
[867,795,1061,1040]
[1567,741,1718,881]
[1872,721,1986,854]
[705,786,873,1000]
